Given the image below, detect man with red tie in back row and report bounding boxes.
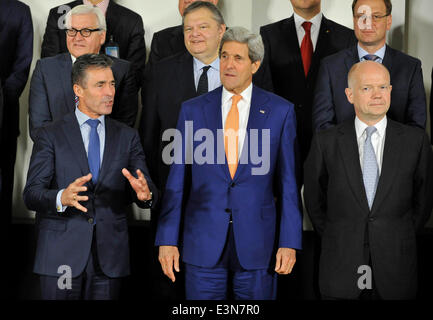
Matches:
[255,0,356,168]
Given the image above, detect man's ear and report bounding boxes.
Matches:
[345,87,354,104]
[251,60,261,75]
[100,30,106,46]
[73,83,82,97]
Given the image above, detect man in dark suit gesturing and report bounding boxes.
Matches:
[41,0,145,81]
[304,61,433,300]
[29,5,138,141]
[148,0,219,65]
[313,0,426,131]
[256,0,356,164]
[24,54,157,300]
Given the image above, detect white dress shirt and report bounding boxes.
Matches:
[355,116,387,174]
[221,83,253,158]
[294,12,323,51]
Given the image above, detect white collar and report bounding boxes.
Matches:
[222,82,253,106]
[293,12,323,30]
[355,116,387,139]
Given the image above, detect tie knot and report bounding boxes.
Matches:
[231,95,242,106]
[202,65,211,74]
[365,126,377,138]
[86,119,100,129]
[302,21,312,32]
[363,54,380,62]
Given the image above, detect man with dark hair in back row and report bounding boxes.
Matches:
[313,0,426,132]
[256,0,356,167]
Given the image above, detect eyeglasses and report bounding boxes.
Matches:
[66,28,101,37]
[354,13,390,22]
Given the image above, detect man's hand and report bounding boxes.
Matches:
[122,168,152,201]
[60,173,91,212]
[275,248,296,275]
[158,246,180,282]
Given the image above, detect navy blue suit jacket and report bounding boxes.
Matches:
[29,53,138,140]
[0,0,33,136]
[312,45,426,131]
[155,86,302,270]
[23,113,157,278]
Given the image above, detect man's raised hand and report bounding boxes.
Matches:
[122,168,152,201]
[60,173,91,212]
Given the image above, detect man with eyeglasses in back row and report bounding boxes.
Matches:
[29,4,138,141]
[312,0,426,132]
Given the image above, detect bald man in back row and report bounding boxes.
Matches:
[304,61,433,300]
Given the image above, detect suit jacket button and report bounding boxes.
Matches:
[231,182,235,188]
[225,208,232,214]
[369,217,375,222]
[88,218,94,224]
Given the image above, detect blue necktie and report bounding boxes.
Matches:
[363,54,380,62]
[86,119,100,184]
[363,126,379,209]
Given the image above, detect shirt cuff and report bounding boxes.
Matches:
[56,189,67,213]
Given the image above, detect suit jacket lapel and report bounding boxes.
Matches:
[234,86,270,180]
[202,87,230,179]
[382,45,394,74]
[309,16,330,80]
[285,16,306,83]
[171,25,184,52]
[105,0,116,42]
[176,53,197,100]
[370,120,402,213]
[62,112,90,178]
[337,122,370,212]
[58,53,75,114]
[95,117,116,192]
[344,45,360,71]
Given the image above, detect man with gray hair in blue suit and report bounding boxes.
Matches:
[156,26,302,300]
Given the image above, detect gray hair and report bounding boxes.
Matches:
[219,27,264,63]
[182,1,225,26]
[65,4,107,31]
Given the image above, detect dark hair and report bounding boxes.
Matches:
[71,54,113,88]
[352,0,392,16]
[182,1,225,26]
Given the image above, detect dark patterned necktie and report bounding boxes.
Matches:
[196,65,211,96]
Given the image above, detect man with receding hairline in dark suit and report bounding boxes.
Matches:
[148,0,219,65]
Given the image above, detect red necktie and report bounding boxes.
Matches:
[301,21,313,77]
